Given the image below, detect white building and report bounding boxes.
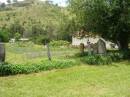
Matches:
[72,31,118,49]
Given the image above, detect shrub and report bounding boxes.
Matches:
[81,55,112,65]
[107,50,130,60]
[0,59,77,76]
[14,32,21,41]
[31,36,50,45]
[77,50,130,65]
[50,40,70,47]
[0,30,9,42]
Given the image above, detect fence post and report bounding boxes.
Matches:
[47,43,51,61]
[0,42,5,63]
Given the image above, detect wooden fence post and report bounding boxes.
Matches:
[0,42,5,63]
[47,43,51,61]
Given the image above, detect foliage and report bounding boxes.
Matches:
[77,50,130,65]
[69,0,130,50]
[9,21,25,38]
[31,36,50,45]
[7,0,11,4]
[81,55,112,65]
[0,59,77,76]
[50,40,70,47]
[0,29,9,42]
[108,50,130,60]
[14,32,21,41]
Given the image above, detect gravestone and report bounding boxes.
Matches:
[97,39,106,54]
[91,43,98,54]
[87,41,93,55]
[0,43,5,62]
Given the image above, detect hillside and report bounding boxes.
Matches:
[0,1,67,42]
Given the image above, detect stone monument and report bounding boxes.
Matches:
[97,39,107,54]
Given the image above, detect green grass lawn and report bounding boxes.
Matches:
[1,42,130,97]
[0,61,130,97]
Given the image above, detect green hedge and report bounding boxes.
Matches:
[0,60,77,76]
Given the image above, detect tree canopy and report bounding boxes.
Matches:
[69,0,130,50]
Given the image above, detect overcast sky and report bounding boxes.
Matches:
[0,0,67,6]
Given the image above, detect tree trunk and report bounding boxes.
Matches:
[118,39,128,51]
[118,32,129,51]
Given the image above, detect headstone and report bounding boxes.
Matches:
[92,43,98,54]
[87,41,93,55]
[0,43,5,63]
[97,39,107,54]
[80,43,85,54]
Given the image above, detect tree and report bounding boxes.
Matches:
[13,0,18,3]
[0,29,9,42]
[7,0,11,4]
[0,3,6,8]
[9,21,25,38]
[14,32,21,41]
[69,0,130,51]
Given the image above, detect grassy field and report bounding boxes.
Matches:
[5,42,79,64]
[0,61,130,97]
[1,42,130,97]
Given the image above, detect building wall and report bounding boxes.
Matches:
[72,37,99,46]
[72,37,88,46]
[72,37,118,49]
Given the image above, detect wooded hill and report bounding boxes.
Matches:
[0,0,71,43]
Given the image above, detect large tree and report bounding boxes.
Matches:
[69,0,130,50]
[7,0,11,4]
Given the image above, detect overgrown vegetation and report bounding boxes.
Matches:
[0,59,77,76]
[75,50,130,65]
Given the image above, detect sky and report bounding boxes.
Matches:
[0,0,67,6]
[51,0,67,6]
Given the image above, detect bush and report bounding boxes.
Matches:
[14,32,21,41]
[76,50,130,65]
[31,36,50,45]
[0,30,9,42]
[50,40,70,47]
[107,50,130,60]
[81,55,112,65]
[0,59,77,76]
